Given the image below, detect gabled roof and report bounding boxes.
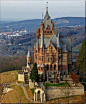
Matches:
[36,34,71,52]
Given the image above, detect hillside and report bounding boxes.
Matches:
[0,26,85,57]
[0,70,85,103]
[1,17,85,33]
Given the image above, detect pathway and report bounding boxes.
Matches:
[20,83,33,103]
[19,83,40,103]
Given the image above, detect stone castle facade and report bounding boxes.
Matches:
[34,4,72,75]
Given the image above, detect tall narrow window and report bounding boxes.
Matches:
[47,31,49,33]
[42,48,43,52]
[42,56,43,61]
[54,55,56,62]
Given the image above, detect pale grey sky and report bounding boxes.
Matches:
[1,0,85,21]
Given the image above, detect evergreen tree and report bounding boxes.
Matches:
[77,39,86,80]
[30,63,39,82]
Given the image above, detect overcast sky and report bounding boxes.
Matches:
[1,0,85,21]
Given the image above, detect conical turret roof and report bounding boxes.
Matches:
[27,50,31,57]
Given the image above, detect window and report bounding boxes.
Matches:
[44,31,46,33]
[39,56,40,60]
[47,31,49,33]
[54,55,56,62]
[50,31,52,33]
[61,55,63,60]
[47,57,49,62]
[35,55,37,59]
[42,56,43,61]
[42,48,43,52]
[50,48,52,53]
[50,57,52,61]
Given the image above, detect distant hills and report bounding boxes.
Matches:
[0,17,85,58]
[1,17,85,33]
[0,26,85,57]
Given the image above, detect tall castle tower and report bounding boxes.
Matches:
[34,3,72,75]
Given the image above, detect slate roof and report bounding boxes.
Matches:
[38,64,40,67]
[36,34,71,52]
[60,37,71,51]
[44,6,51,30]
[41,63,45,67]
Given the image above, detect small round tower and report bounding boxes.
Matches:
[27,50,31,68]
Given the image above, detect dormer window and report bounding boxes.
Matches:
[47,31,49,33]
[50,31,52,33]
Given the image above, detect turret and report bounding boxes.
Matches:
[57,32,61,47]
[40,21,44,35]
[27,50,31,68]
[40,31,44,48]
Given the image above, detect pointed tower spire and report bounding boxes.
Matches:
[42,12,43,21]
[57,30,61,47]
[46,2,48,13]
[40,31,44,48]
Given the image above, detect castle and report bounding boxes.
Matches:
[34,3,72,75]
[17,4,85,103]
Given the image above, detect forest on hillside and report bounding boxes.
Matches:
[0,26,85,57]
[0,26,85,73]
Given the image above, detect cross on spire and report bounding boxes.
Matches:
[46,2,48,12]
[42,12,43,21]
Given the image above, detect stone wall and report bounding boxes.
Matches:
[18,73,24,82]
[45,86,84,100]
[29,79,38,89]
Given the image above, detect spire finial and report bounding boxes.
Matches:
[42,12,43,21]
[46,2,48,12]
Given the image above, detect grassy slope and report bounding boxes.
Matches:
[0,70,31,103]
[0,70,18,84]
[24,86,34,100]
[0,86,30,103]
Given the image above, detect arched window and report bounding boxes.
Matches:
[54,65,56,70]
[47,31,49,33]
[42,56,43,61]
[47,65,49,70]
